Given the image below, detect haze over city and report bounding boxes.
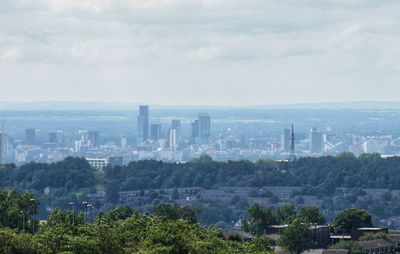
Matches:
[4,1,400,253]
[2,0,400,105]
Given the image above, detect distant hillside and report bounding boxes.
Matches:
[1,101,400,110]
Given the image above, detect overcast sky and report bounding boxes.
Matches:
[1,0,400,106]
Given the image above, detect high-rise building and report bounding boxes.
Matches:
[171,120,181,143]
[25,128,35,145]
[0,132,2,164]
[137,105,149,143]
[310,127,323,154]
[88,131,100,148]
[281,128,290,152]
[151,124,161,141]
[199,113,211,144]
[169,129,177,149]
[120,136,127,149]
[191,120,199,143]
[48,132,57,143]
[56,130,64,145]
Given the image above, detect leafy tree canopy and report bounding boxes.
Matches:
[332,208,373,234]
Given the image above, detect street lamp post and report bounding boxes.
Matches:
[69,202,75,226]
[82,201,88,227]
[29,199,36,235]
[87,204,93,223]
[20,210,25,232]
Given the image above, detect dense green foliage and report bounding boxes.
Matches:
[332,208,373,234]
[153,203,199,224]
[0,154,398,226]
[0,188,39,232]
[0,205,273,254]
[3,153,400,194]
[276,218,315,254]
[2,153,399,197]
[1,157,95,191]
[297,207,327,224]
[242,204,326,235]
[103,152,400,191]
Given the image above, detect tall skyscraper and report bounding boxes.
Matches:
[0,132,2,164]
[48,132,57,143]
[171,119,181,143]
[137,105,149,143]
[199,113,211,144]
[191,120,199,143]
[56,130,64,145]
[169,129,177,149]
[281,128,290,152]
[25,128,35,145]
[310,127,323,154]
[151,124,161,141]
[88,131,100,148]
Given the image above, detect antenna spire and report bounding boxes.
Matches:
[289,124,296,167]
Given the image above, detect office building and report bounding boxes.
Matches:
[25,128,35,145]
[151,124,161,141]
[137,105,149,143]
[0,132,2,164]
[169,129,177,149]
[120,136,127,149]
[86,157,109,168]
[56,130,64,145]
[310,127,323,154]
[171,120,181,142]
[191,120,199,143]
[48,132,57,143]
[88,131,100,148]
[281,128,290,153]
[199,113,211,144]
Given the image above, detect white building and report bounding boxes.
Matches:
[86,157,108,168]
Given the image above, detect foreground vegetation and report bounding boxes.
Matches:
[0,189,379,254]
[0,196,271,254]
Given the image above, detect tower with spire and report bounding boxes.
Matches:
[289,124,296,169]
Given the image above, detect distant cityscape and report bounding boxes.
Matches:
[0,105,400,166]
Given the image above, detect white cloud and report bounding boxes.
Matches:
[1,0,400,105]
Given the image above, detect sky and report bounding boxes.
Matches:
[1,0,400,106]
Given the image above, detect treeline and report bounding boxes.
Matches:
[105,152,400,193]
[2,153,400,194]
[1,153,400,221]
[0,190,271,254]
[0,157,95,192]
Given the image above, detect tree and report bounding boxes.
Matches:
[105,180,120,204]
[106,206,134,221]
[46,208,85,227]
[242,204,276,235]
[0,188,38,231]
[273,205,297,224]
[277,218,314,254]
[332,208,372,234]
[153,203,198,224]
[297,207,326,224]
